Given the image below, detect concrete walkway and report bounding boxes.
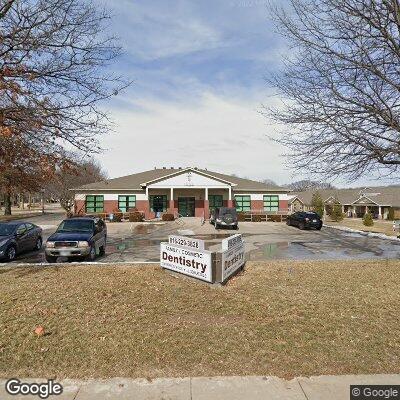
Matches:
[1,375,400,399]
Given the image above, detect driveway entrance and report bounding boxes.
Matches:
[178,197,195,217]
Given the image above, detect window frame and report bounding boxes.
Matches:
[150,195,167,212]
[209,194,223,210]
[234,195,251,212]
[118,195,136,212]
[85,195,104,213]
[263,195,279,212]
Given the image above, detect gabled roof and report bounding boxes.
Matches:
[294,187,400,207]
[74,167,288,192]
[140,167,237,187]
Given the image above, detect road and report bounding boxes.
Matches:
[2,213,400,264]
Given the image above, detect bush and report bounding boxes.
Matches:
[388,208,394,221]
[237,212,246,222]
[311,192,324,218]
[363,212,374,226]
[112,209,123,222]
[252,215,263,222]
[129,211,144,222]
[162,213,175,221]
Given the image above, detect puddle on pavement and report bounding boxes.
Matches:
[132,224,158,235]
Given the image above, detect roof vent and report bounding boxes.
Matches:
[162,167,166,169]
[178,167,182,169]
[170,167,174,169]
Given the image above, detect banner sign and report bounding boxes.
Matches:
[160,243,212,282]
[221,242,245,281]
[222,234,243,251]
[168,235,205,251]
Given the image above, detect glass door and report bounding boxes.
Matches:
[178,197,195,217]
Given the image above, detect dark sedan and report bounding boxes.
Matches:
[286,211,323,230]
[0,222,43,262]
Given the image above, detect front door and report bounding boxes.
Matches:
[178,197,195,217]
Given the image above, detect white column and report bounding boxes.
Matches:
[228,187,232,200]
[205,187,208,200]
[378,206,382,219]
[170,187,174,201]
[145,186,149,199]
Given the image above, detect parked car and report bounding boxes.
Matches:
[286,211,322,230]
[210,207,239,229]
[45,216,107,263]
[0,222,43,262]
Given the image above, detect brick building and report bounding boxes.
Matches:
[73,167,290,219]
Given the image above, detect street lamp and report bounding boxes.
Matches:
[41,189,45,215]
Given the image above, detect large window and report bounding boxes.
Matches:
[264,195,279,212]
[150,195,167,213]
[85,195,104,213]
[209,195,223,210]
[235,195,251,212]
[118,195,136,212]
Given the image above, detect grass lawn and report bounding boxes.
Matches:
[327,218,398,237]
[1,261,400,379]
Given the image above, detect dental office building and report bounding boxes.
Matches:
[74,167,290,219]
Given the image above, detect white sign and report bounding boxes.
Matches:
[168,235,205,251]
[222,234,243,251]
[221,243,245,281]
[160,243,212,282]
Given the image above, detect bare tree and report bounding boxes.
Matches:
[0,0,129,214]
[45,157,107,215]
[287,180,336,192]
[266,0,400,181]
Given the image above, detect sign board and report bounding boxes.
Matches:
[222,234,243,251]
[160,243,212,282]
[168,235,205,251]
[221,242,245,281]
[393,220,400,232]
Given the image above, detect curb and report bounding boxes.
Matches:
[324,224,400,242]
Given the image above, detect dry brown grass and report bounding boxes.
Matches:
[327,218,398,236]
[1,261,400,379]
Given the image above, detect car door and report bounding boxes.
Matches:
[15,224,30,253]
[24,223,37,249]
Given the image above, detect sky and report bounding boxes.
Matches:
[93,0,389,187]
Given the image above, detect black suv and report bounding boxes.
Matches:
[286,211,322,230]
[210,207,239,230]
[45,216,107,262]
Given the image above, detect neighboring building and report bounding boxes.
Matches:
[73,167,290,219]
[290,187,400,219]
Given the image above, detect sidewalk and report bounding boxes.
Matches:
[1,374,400,399]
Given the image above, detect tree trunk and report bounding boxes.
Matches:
[4,192,11,215]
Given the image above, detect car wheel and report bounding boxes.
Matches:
[86,245,96,261]
[299,222,305,230]
[286,219,291,226]
[99,243,106,256]
[316,224,322,231]
[5,246,16,262]
[34,237,42,251]
[45,254,58,263]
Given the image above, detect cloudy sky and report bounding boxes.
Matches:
[94,0,383,187]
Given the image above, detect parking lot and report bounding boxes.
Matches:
[3,211,400,264]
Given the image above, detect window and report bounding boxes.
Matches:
[264,195,279,212]
[209,195,223,210]
[150,195,167,212]
[235,195,251,212]
[118,195,136,212]
[85,195,104,213]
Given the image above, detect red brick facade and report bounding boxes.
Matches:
[75,197,289,219]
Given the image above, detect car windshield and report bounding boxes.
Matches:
[0,224,16,236]
[219,208,237,216]
[305,212,319,218]
[57,219,94,233]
